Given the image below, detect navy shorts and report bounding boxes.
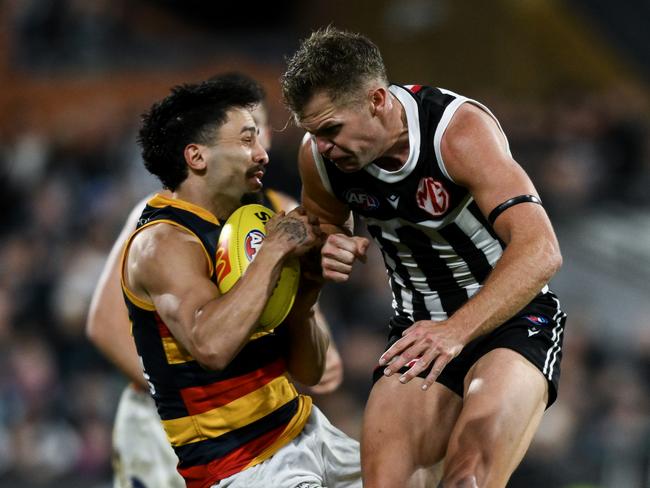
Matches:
[373,291,567,406]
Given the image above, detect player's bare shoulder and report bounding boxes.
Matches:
[441,102,512,187]
[443,103,507,158]
[129,222,199,260]
[125,223,208,295]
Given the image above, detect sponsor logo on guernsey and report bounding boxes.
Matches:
[387,194,400,209]
[416,177,450,217]
[344,188,380,211]
[245,230,265,261]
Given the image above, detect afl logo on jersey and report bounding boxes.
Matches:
[244,230,265,261]
[416,177,450,217]
[345,188,380,211]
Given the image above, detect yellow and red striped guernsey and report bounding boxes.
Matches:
[121,193,311,488]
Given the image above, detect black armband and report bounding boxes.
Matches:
[487,195,542,225]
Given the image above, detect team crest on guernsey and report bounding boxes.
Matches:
[244,230,265,261]
[345,188,380,211]
[416,177,450,217]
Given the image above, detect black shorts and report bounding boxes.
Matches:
[373,291,567,407]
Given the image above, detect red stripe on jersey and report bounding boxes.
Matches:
[154,312,173,337]
[179,422,286,488]
[409,84,423,94]
[180,358,286,415]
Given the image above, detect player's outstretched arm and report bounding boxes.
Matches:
[86,197,150,389]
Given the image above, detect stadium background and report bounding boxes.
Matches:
[0,1,649,486]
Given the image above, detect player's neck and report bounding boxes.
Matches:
[173,181,239,222]
[374,96,410,171]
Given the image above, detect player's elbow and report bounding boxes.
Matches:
[192,343,233,372]
[551,247,563,274]
[542,239,563,280]
[194,356,227,372]
[292,367,326,387]
[85,310,102,346]
[288,353,328,386]
[193,350,227,371]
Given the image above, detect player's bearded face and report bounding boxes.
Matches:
[205,108,268,197]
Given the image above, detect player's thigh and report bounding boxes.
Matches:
[362,374,462,469]
[447,348,548,480]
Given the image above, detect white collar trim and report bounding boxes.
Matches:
[364,84,420,183]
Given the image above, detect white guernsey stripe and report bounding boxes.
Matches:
[453,204,503,267]
[367,205,499,283]
[433,96,467,182]
[543,295,565,380]
[388,269,449,321]
[434,88,512,184]
[399,287,414,321]
[367,208,497,317]
[381,249,403,309]
[307,133,335,196]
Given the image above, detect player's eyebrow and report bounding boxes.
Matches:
[240,126,257,135]
[311,122,341,136]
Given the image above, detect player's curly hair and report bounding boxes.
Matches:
[138,75,264,191]
[281,26,388,117]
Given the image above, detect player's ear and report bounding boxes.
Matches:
[184,143,207,171]
[369,86,388,116]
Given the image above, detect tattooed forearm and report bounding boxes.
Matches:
[276,218,308,243]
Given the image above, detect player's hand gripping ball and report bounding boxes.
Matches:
[216,204,300,333]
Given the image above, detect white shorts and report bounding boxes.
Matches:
[112,386,185,488]
[213,406,361,488]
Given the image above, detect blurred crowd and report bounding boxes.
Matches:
[1,1,650,487]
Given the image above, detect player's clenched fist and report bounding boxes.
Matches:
[321,234,369,282]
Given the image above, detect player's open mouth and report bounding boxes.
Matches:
[246,166,265,186]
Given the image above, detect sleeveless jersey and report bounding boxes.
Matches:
[312,84,547,323]
[121,192,311,488]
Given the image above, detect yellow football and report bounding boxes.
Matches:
[216,204,300,333]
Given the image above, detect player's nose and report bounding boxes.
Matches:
[253,140,269,166]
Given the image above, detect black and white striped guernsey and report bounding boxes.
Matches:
[311,84,548,322]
